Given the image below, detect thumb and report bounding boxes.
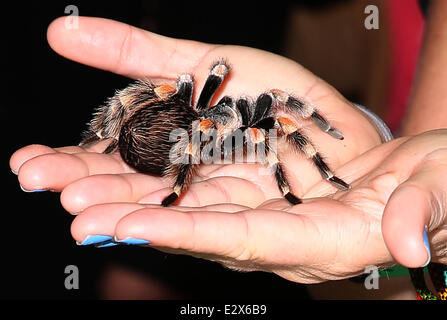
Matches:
[382,150,447,268]
[382,185,431,268]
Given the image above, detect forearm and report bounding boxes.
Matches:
[402,0,447,135]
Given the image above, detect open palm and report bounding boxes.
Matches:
[11,16,432,284]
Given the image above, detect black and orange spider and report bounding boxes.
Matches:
[80,60,350,206]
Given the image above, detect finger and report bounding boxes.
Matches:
[382,148,447,268]
[112,199,384,273]
[367,130,447,183]
[138,176,272,208]
[306,138,408,198]
[71,203,143,244]
[113,207,276,259]
[73,197,387,282]
[16,150,132,192]
[9,140,115,175]
[61,173,167,214]
[115,202,389,283]
[47,16,212,80]
[71,202,247,244]
[382,186,431,268]
[127,138,402,209]
[10,144,56,175]
[61,162,277,213]
[335,132,447,211]
[55,139,118,154]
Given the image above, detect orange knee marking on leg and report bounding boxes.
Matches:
[199,119,213,132]
[247,128,265,144]
[251,128,259,139]
[269,89,289,103]
[278,117,297,135]
[154,84,176,99]
[269,89,283,95]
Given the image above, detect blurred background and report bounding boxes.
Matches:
[4,0,425,299]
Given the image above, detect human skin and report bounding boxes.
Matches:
[10,17,446,285]
[402,0,447,135]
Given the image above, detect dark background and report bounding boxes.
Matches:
[3,0,389,299]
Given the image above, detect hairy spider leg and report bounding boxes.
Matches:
[79,134,101,147]
[175,74,194,105]
[269,89,344,140]
[163,94,248,206]
[270,154,302,205]
[249,94,274,126]
[79,121,106,148]
[161,162,195,207]
[277,117,350,190]
[218,97,274,156]
[196,60,230,111]
[246,127,302,205]
[236,98,253,126]
[200,96,244,155]
[161,135,201,207]
[103,139,119,154]
[246,94,302,204]
[153,84,176,99]
[161,121,213,207]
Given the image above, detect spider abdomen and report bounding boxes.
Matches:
[118,99,198,175]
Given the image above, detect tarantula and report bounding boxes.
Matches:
[80,60,350,206]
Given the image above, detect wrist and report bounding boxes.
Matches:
[352,103,394,142]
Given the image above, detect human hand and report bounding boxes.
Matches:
[10,17,387,282]
[11,15,381,194]
[64,130,447,285]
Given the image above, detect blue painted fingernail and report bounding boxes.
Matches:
[421,230,431,267]
[77,235,113,246]
[96,241,119,248]
[20,185,47,193]
[115,237,150,245]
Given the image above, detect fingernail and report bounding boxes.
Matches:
[96,241,119,248]
[115,237,150,245]
[77,235,113,246]
[20,185,47,193]
[11,169,18,175]
[421,230,431,267]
